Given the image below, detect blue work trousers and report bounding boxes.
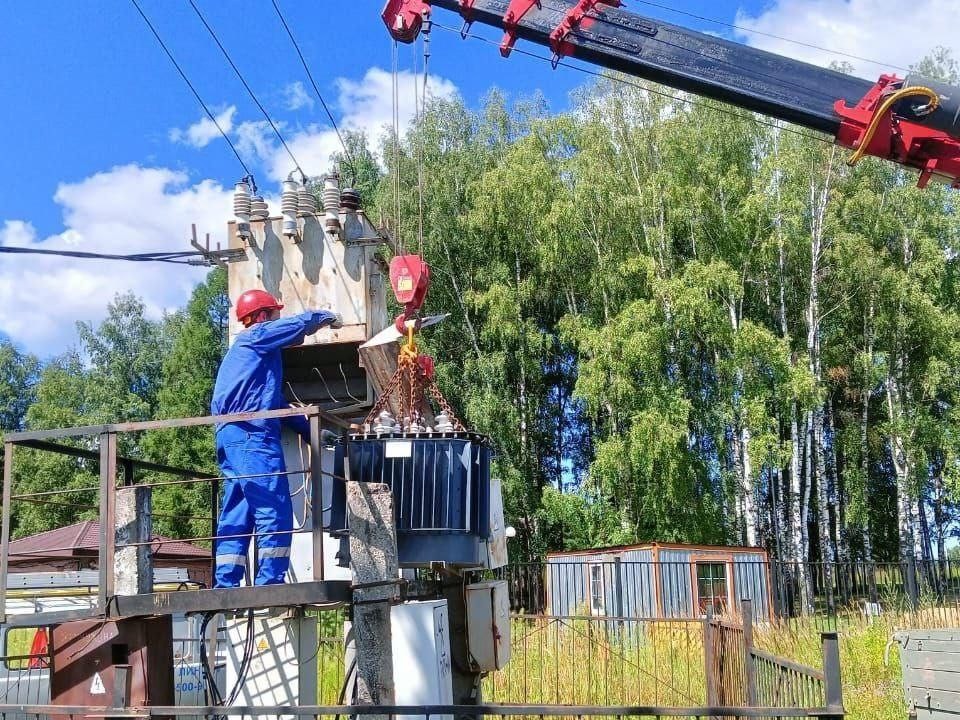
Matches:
[214,425,293,587]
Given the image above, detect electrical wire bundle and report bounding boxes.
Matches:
[0,246,209,265]
[200,609,257,715]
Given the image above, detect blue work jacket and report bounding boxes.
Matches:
[211,311,336,440]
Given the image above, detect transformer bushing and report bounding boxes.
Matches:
[281,179,299,239]
[250,194,269,221]
[233,181,252,240]
[323,175,341,235]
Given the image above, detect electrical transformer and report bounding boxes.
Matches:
[329,433,502,568]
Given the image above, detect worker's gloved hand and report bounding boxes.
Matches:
[310,310,341,330]
[320,429,340,446]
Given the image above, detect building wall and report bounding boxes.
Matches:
[545,546,771,620]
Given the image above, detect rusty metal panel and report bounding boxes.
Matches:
[50,617,174,717]
[226,215,389,346]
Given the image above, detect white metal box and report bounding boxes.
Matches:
[223,612,317,713]
[391,600,453,720]
[465,580,511,671]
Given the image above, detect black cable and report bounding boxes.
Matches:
[269,0,358,184]
[631,0,910,73]
[434,21,834,148]
[128,0,253,177]
[0,246,206,265]
[199,612,224,708]
[187,0,306,181]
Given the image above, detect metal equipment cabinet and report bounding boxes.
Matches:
[895,629,960,717]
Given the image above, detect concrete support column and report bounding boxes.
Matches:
[114,485,152,596]
[347,481,398,717]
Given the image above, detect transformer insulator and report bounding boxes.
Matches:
[281,179,299,238]
[340,188,361,212]
[233,181,252,217]
[297,188,318,217]
[250,195,269,220]
[322,187,341,213]
[323,175,342,234]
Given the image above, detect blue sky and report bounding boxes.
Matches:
[1,0,957,357]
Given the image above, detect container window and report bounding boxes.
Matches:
[696,562,729,616]
[589,564,605,616]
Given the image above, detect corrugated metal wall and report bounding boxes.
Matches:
[657,548,695,618]
[619,549,655,617]
[733,553,770,620]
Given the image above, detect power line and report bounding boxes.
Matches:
[268,0,358,183]
[186,0,305,180]
[432,21,834,148]
[0,246,208,265]
[128,0,254,177]
[630,0,910,73]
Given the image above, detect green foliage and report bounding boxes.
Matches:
[5,50,960,565]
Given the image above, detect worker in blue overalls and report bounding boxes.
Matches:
[211,289,340,587]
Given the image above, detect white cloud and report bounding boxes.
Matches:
[733,0,960,80]
[240,68,459,183]
[0,165,232,356]
[283,81,314,111]
[169,106,237,148]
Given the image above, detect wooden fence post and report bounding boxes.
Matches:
[742,599,758,706]
[703,608,718,706]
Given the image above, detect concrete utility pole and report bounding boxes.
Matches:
[346,481,399,715]
[114,485,152,596]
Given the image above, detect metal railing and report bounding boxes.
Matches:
[0,406,350,625]
[0,704,845,719]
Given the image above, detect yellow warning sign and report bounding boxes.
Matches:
[257,638,269,652]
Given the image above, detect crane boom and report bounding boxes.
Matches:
[383,0,960,188]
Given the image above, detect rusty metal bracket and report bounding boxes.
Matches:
[189,224,247,266]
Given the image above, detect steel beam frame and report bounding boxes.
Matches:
[428,0,873,135]
[2,406,349,625]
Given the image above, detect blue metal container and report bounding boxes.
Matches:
[329,433,492,567]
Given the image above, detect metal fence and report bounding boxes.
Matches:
[0,704,845,719]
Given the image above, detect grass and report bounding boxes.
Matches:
[756,617,906,720]
[315,610,912,717]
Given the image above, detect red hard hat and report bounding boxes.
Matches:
[235,289,283,323]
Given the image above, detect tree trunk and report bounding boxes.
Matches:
[886,362,918,606]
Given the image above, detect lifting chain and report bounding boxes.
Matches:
[363,326,466,432]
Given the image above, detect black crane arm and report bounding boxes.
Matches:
[382,0,960,188]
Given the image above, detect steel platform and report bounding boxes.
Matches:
[2,581,352,627]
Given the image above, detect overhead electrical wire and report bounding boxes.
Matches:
[433,21,836,149]
[630,0,911,73]
[269,0,359,183]
[0,246,209,265]
[186,0,306,180]
[128,0,254,177]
